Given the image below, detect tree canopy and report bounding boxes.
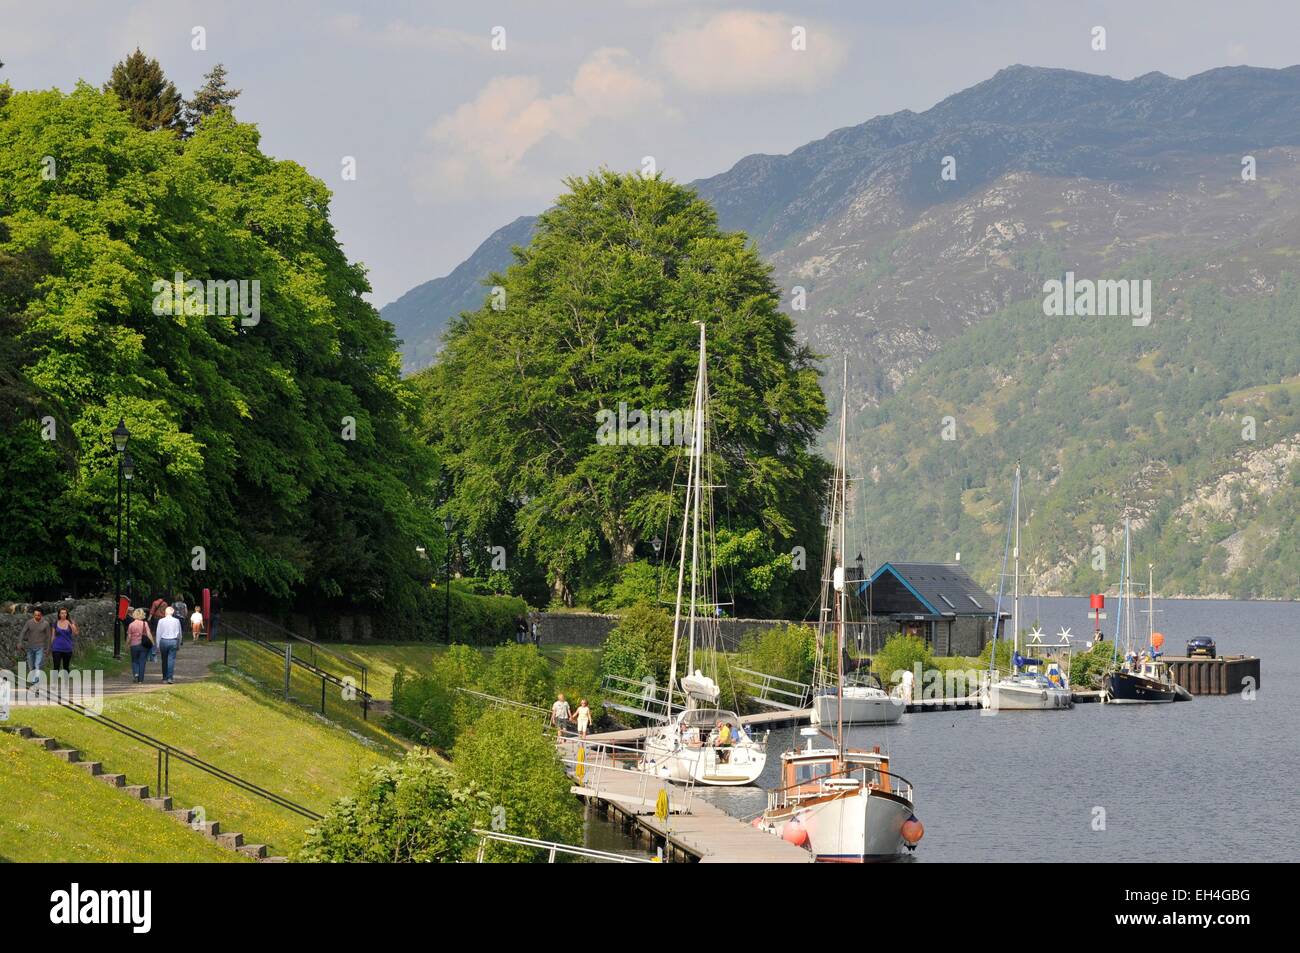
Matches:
[103,49,183,132]
[417,170,829,613]
[0,81,438,609]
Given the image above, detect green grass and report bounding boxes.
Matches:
[7,672,397,857]
[0,730,243,863]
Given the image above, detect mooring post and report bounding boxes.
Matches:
[283,643,292,701]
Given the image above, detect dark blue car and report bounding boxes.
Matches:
[1186,636,1216,658]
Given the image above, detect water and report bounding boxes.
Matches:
[699,597,1300,862]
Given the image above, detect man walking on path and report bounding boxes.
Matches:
[155,606,183,684]
[550,693,571,739]
[19,608,51,694]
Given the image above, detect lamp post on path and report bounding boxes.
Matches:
[111,419,130,659]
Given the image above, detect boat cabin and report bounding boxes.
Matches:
[773,746,894,808]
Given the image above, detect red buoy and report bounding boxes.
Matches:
[902,816,924,846]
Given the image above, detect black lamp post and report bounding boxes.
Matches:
[443,515,454,645]
[123,452,135,607]
[111,419,130,659]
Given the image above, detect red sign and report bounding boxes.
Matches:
[1089,593,1105,610]
[117,596,130,620]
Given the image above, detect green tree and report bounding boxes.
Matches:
[453,708,583,862]
[184,63,240,132]
[479,643,553,707]
[297,750,487,863]
[420,170,829,609]
[599,602,674,687]
[104,49,183,131]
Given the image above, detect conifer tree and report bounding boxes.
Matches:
[104,48,183,132]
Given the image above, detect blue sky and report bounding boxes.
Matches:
[3,0,1297,306]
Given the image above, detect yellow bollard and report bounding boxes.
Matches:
[575,746,586,784]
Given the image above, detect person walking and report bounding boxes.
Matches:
[155,606,183,684]
[50,607,79,675]
[575,699,592,739]
[171,592,189,636]
[190,606,204,643]
[19,608,51,695]
[147,595,167,661]
[550,693,572,738]
[127,608,151,683]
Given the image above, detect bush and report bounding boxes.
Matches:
[874,634,934,686]
[1070,640,1117,689]
[554,649,603,716]
[594,560,662,612]
[297,750,488,863]
[389,645,487,749]
[599,603,674,688]
[736,624,816,686]
[977,632,1014,674]
[453,708,583,862]
[479,643,554,708]
[426,583,528,646]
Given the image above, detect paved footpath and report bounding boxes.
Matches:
[9,641,224,705]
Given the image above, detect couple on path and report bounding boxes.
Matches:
[17,607,80,693]
[550,693,593,739]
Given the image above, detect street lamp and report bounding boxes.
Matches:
[651,537,662,556]
[111,419,130,659]
[123,453,134,607]
[443,515,455,645]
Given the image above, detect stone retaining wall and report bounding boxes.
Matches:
[531,611,795,650]
[1,598,118,670]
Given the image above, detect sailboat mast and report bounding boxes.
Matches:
[1012,462,1021,661]
[1148,563,1154,646]
[1124,517,1132,653]
[667,323,706,710]
[836,357,848,753]
[686,322,707,675]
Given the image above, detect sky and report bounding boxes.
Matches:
[3,0,1298,307]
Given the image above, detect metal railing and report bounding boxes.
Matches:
[764,759,914,814]
[734,666,811,711]
[559,738,697,815]
[471,828,657,863]
[41,695,322,821]
[223,620,373,720]
[227,613,369,700]
[598,674,682,722]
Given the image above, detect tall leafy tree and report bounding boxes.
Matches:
[419,171,829,610]
[103,48,183,132]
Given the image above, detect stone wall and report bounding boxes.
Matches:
[1,599,118,670]
[531,611,795,650]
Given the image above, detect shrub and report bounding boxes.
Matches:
[977,632,1014,674]
[595,560,662,612]
[554,649,603,716]
[599,603,674,687]
[736,624,816,686]
[453,708,583,862]
[297,750,487,863]
[874,633,934,686]
[1070,640,1117,689]
[427,583,528,646]
[389,645,487,749]
[479,643,554,708]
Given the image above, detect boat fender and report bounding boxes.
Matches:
[782,818,808,846]
[902,816,924,847]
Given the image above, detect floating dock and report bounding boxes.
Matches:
[559,739,809,863]
[1164,655,1260,696]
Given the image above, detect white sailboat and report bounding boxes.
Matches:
[809,360,905,727]
[986,463,1073,711]
[759,359,921,861]
[639,323,766,786]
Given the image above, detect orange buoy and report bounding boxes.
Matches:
[901,816,924,846]
[1152,632,1165,650]
[782,818,808,846]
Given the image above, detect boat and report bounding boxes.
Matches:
[638,323,767,786]
[759,358,921,860]
[986,463,1073,711]
[1102,539,1191,704]
[811,669,905,726]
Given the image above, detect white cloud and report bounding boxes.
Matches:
[416,48,669,199]
[656,9,847,93]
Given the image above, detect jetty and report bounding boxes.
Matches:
[1165,655,1260,695]
[558,737,810,863]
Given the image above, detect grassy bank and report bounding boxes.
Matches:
[0,730,243,863]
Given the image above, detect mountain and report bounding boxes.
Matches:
[389,64,1300,598]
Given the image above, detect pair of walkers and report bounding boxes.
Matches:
[550,693,593,740]
[18,607,80,693]
[127,605,184,683]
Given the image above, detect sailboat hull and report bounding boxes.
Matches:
[987,679,1073,710]
[642,733,766,786]
[811,690,905,725]
[1103,671,1178,704]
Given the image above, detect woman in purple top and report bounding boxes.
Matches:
[50,607,79,673]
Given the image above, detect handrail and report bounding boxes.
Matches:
[234,613,368,698]
[224,621,373,720]
[47,695,322,821]
[471,828,656,863]
[764,756,914,809]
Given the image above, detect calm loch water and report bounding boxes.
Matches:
[698,597,1300,862]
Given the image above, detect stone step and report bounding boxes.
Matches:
[51,749,81,763]
[7,726,34,738]
[123,784,150,799]
[216,831,244,849]
[167,808,196,825]
[144,796,174,811]
[237,844,268,859]
[261,856,289,863]
[75,761,103,776]
[29,736,57,751]
[96,773,126,788]
[197,820,221,837]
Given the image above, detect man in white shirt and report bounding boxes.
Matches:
[550,694,571,738]
[155,607,183,684]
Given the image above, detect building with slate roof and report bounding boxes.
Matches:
[855,561,1007,656]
